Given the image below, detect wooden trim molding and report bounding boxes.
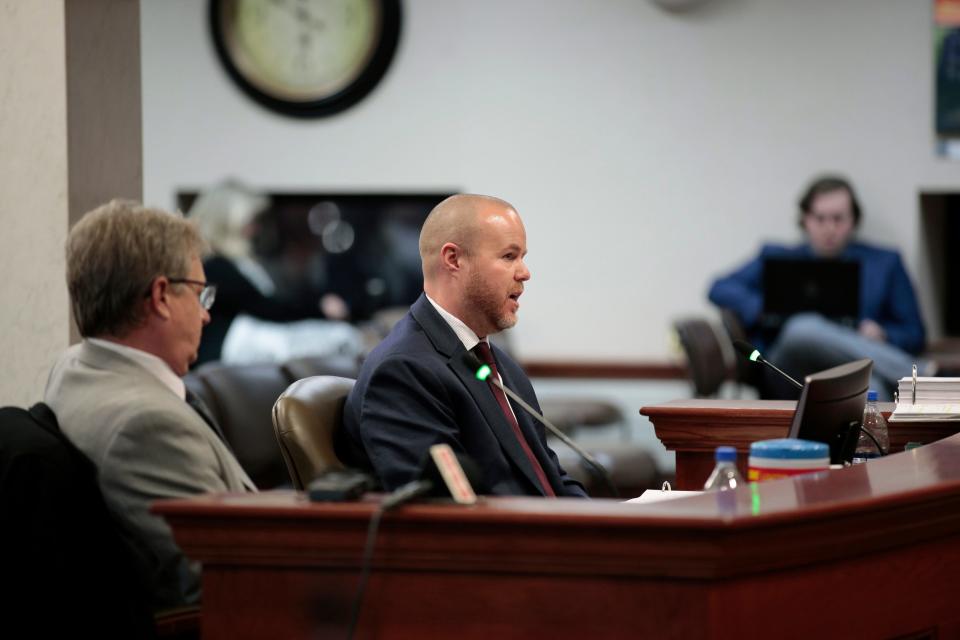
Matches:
[522,360,687,379]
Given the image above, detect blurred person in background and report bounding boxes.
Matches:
[708,175,929,400]
[188,180,356,365]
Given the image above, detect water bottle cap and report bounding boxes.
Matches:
[715,446,737,462]
[867,389,878,402]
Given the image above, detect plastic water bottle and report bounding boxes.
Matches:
[703,446,744,491]
[852,390,890,464]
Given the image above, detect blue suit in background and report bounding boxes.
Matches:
[708,241,927,399]
[339,294,587,497]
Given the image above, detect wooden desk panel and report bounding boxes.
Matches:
[641,399,960,489]
[156,436,960,638]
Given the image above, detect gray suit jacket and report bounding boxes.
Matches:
[44,341,255,610]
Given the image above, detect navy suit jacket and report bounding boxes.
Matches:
[339,295,587,497]
[708,241,926,354]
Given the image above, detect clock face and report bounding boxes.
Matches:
[210,0,401,117]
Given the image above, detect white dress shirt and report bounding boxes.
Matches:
[86,338,186,400]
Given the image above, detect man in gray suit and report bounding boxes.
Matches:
[45,199,255,611]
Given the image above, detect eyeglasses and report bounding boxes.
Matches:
[167,278,217,310]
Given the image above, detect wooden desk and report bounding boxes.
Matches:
[156,436,960,639]
[641,399,960,490]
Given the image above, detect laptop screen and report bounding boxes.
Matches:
[761,258,860,330]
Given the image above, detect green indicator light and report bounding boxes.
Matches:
[749,349,761,362]
[475,364,492,381]
[751,482,761,516]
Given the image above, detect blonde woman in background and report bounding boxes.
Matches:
[188,180,355,365]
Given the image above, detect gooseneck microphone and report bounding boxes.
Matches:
[460,351,618,498]
[382,445,482,510]
[732,340,803,390]
[731,340,886,459]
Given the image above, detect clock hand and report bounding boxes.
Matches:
[295,6,326,33]
[264,0,323,32]
[298,31,312,52]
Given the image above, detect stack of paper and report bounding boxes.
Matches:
[891,376,960,421]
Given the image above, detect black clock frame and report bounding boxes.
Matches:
[208,0,402,119]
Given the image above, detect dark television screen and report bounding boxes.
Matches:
[178,191,454,322]
[787,358,872,464]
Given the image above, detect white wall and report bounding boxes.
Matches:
[141,0,959,362]
[0,1,70,406]
[0,1,141,406]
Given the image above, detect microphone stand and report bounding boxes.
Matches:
[732,340,886,457]
[464,352,619,498]
[733,340,803,389]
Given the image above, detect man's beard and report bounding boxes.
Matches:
[465,270,516,333]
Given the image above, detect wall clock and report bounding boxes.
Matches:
[209,0,401,118]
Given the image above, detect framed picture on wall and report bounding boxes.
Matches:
[935,0,960,134]
[178,190,453,322]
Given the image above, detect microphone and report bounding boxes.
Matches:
[420,442,482,503]
[381,444,483,511]
[732,340,803,390]
[380,479,433,511]
[350,444,481,637]
[461,351,618,498]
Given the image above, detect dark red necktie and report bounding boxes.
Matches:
[472,341,556,497]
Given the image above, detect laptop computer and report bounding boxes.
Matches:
[761,258,860,331]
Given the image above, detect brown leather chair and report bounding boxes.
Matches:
[673,317,730,397]
[184,361,294,488]
[280,354,361,383]
[540,399,625,437]
[555,445,661,498]
[272,376,355,490]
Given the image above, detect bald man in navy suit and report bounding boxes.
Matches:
[339,194,586,497]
